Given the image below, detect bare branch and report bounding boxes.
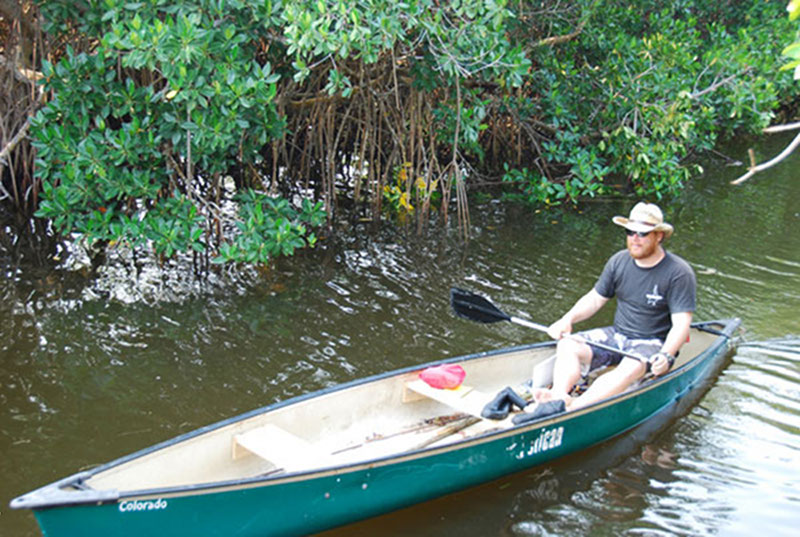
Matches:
[0,120,30,166]
[0,53,44,85]
[532,0,599,48]
[763,121,800,134]
[689,70,749,99]
[731,131,800,185]
[535,21,586,48]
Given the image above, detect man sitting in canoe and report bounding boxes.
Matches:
[516,202,696,422]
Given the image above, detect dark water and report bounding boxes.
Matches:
[1,134,799,536]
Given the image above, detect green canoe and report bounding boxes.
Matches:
[10,319,739,537]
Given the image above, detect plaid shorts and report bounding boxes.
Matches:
[578,326,663,377]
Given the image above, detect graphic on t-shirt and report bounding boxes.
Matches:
[646,284,663,306]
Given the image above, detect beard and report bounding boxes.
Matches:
[627,236,660,260]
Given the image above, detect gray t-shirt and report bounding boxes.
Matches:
[594,249,696,339]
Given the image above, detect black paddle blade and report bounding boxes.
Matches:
[450,288,511,324]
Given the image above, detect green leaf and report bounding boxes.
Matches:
[789,0,800,21]
[779,59,800,72]
[783,43,800,60]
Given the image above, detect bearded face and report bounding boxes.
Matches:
[626,230,664,261]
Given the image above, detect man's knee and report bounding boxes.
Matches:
[556,337,588,357]
[555,338,593,376]
[617,357,648,381]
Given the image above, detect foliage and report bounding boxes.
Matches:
[282,0,530,86]
[382,163,441,221]
[31,0,304,266]
[501,128,610,207]
[784,1,800,80]
[382,164,416,219]
[214,191,325,264]
[28,0,533,265]
[6,0,797,272]
[501,1,792,203]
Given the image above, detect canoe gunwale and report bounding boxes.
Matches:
[10,319,740,512]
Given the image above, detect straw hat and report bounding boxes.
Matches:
[612,202,674,238]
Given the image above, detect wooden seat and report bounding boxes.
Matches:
[232,424,333,469]
[403,379,490,418]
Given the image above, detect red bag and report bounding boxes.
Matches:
[419,364,466,390]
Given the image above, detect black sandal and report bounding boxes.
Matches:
[511,400,566,424]
[481,387,529,420]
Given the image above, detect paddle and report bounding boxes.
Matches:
[449,287,646,362]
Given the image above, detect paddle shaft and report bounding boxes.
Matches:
[450,288,649,363]
[509,316,647,362]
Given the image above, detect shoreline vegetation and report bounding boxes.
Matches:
[1,1,798,276]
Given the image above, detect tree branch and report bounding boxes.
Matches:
[0,53,44,85]
[535,20,587,48]
[533,0,599,48]
[0,120,30,200]
[731,131,800,185]
[689,69,749,99]
[763,121,800,134]
[0,120,30,167]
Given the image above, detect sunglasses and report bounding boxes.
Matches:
[625,229,652,238]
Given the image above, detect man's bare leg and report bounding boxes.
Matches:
[534,337,593,404]
[568,357,646,410]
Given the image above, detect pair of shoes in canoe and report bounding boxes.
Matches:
[481,387,528,419]
[511,400,566,424]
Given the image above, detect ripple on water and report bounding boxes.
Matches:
[629,350,800,537]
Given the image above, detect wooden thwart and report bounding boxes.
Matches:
[232,424,333,469]
[403,379,489,418]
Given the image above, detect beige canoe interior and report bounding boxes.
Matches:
[84,328,719,493]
